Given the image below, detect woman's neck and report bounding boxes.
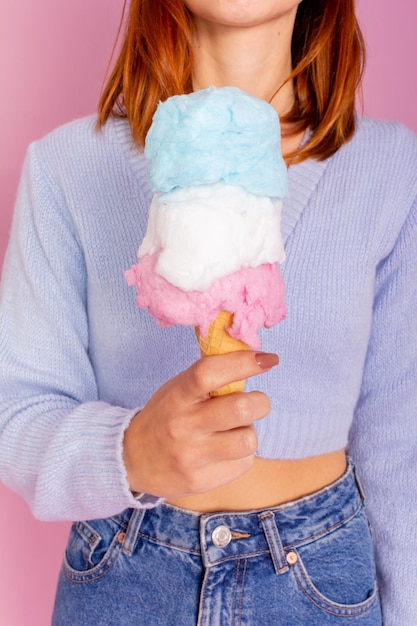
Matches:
[190,16,295,117]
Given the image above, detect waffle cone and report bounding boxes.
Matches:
[195,310,251,396]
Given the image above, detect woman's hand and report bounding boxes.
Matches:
[123,351,278,499]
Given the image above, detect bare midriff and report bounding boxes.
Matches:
[167,449,347,513]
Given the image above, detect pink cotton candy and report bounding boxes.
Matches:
[125,253,286,349]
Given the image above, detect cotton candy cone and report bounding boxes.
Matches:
[195,310,251,396]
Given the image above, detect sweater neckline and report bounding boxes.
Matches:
[283,157,330,245]
[113,116,149,183]
[112,116,330,246]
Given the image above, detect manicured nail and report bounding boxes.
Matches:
[255,352,279,369]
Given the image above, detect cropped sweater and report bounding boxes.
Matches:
[0,115,416,623]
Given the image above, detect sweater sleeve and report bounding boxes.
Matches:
[347,194,417,624]
[0,144,162,521]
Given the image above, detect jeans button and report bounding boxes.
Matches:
[286,551,298,565]
[212,525,232,548]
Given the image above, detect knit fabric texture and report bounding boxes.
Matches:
[0,114,416,623]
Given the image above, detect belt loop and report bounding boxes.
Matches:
[259,512,289,576]
[121,508,146,556]
[351,459,366,503]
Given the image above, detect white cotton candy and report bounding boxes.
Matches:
[138,183,285,292]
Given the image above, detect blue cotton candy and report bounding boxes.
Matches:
[145,86,288,198]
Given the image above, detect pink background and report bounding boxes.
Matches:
[0,1,416,624]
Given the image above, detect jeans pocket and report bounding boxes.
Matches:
[289,504,379,617]
[63,516,124,583]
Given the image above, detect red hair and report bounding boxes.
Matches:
[97,0,365,163]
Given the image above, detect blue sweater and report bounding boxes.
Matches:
[0,115,416,623]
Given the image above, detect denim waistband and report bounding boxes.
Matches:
[114,459,363,573]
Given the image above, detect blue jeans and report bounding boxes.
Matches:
[52,461,381,625]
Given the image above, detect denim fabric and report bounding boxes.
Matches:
[52,461,381,625]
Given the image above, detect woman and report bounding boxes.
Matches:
[0,0,415,624]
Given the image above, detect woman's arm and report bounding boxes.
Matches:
[0,144,152,521]
[348,191,417,624]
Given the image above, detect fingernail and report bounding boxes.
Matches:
[255,352,279,369]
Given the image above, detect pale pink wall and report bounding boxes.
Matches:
[357,0,417,131]
[0,1,416,624]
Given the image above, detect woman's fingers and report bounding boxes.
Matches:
[197,390,272,433]
[175,351,279,401]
